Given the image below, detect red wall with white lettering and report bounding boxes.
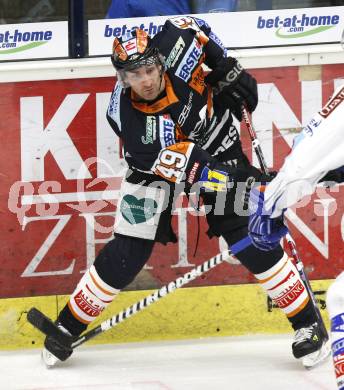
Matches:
[1,64,343,298]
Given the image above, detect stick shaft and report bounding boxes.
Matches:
[72,236,252,348]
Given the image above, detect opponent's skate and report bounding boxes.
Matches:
[292,322,331,369]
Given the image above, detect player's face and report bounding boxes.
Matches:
[125,64,165,101]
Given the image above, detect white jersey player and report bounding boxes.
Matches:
[264,84,344,219]
[248,84,344,387]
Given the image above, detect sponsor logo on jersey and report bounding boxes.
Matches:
[178,91,193,127]
[319,86,344,118]
[213,125,238,155]
[209,31,227,54]
[142,116,157,144]
[187,162,200,185]
[176,39,203,82]
[160,114,175,148]
[189,62,205,94]
[303,115,322,136]
[108,84,122,131]
[165,36,185,68]
[108,84,121,118]
[120,195,158,224]
[200,166,228,191]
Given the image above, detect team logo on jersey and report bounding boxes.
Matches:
[176,39,203,82]
[142,116,157,144]
[165,36,185,68]
[159,114,175,148]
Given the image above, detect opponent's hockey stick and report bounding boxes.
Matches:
[241,106,329,344]
[28,235,253,349]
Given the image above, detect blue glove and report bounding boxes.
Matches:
[248,185,288,251]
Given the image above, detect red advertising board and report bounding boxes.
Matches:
[0,64,343,298]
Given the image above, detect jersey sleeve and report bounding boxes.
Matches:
[162,16,227,70]
[193,16,227,69]
[106,83,123,139]
[194,18,227,69]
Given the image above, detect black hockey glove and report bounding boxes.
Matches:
[205,57,258,121]
[319,166,344,186]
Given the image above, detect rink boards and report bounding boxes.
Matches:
[0,280,332,350]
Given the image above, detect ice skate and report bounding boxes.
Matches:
[41,323,75,368]
[292,322,331,369]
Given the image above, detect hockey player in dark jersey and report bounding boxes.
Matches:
[42,16,329,368]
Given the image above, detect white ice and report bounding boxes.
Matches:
[0,335,336,390]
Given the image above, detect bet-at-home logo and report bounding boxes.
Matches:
[257,13,339,38]
[0,28,52,54]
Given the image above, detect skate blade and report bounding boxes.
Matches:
[41,348,60,369]
[302,340,331,369]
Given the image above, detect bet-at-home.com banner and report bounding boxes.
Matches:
[89,6,344,55]
[1,65,343,299]
[0,21,68,61]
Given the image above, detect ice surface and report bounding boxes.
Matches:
[0,334,336,390]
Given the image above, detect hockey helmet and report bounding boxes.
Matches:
[111,29,164,87]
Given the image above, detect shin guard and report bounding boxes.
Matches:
[68,265,120,324]
[255,253,310,318]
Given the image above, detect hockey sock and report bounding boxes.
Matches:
[255,253,310,321]
[64,265,120,329]
[327,272,344,389]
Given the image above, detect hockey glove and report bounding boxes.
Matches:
[205,57,258,121]
[248,184,288,251]
[320,166,344,186]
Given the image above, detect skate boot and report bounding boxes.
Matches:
[42,323,76,368]
[292,322,331,369]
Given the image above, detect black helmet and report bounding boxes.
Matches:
[111,29,164,74]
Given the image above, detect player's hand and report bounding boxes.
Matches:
[205,57,258,121]
[320,166,344,186]
[248,184,288,251]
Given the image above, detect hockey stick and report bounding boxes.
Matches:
[241,106,329,343]
[28,235,252,349]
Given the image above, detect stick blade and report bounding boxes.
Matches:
[27,307,71,347]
